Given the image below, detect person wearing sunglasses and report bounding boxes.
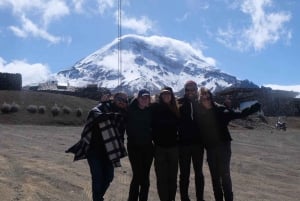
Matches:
[177,80,205,201]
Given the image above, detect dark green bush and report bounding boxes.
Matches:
[11,102,20,113]
[1,102,11,114]
[62,105,72,114]
[27,105,38,113]
[76,108,83,117]
[51,104,60,117]
[38,105,46,114]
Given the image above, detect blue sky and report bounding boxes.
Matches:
[0,0,299,92]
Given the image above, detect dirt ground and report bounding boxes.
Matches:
[0,124,299,201]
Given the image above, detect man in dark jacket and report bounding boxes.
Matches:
[66,92,128,201]
[178,80,205,201]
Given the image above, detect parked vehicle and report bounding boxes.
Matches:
[275,118,287,131]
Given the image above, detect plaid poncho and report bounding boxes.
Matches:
[65,102,127,167]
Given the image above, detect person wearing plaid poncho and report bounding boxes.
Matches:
[66,92,128,201]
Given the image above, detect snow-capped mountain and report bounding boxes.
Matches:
[56,34,257,94]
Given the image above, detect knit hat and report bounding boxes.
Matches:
[138,89,150,97]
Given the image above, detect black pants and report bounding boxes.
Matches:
[154,145,179,201]
[87,155,114,201]
[127,143,154,201]
[206,142,233,201]
[179,144,205,201]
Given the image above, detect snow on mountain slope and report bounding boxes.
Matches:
[56,34,257,94]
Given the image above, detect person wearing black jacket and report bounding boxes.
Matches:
[126,89,153,201]
[151,87,180,201]
[178,80,205,201]
[196,87,261,201]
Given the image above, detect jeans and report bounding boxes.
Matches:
[127,143,154,201]
[154,145,179,201]
[206,142,233,201]
[87,155,114,201]
[179,144,205,201]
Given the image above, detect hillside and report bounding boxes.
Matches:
[0,90,98,125]
[1,90,300,129]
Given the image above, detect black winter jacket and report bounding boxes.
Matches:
[151,102,179,147]
[126,98,153,145]
[196,102,261,148]
[178,97,202,145]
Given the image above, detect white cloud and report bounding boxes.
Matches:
[176,0,209,23]
[97,0,115,15]
[72,0,85,13]
[0,0,42,13]
[9,25,27,38]
[217,0,291,51]
[71,0,121,15]
[145,35,216,67]
[0,57,51,86]
[176,12,191,23]
[242,0,291,51]
[9,15,62,44]
[191,38,208,51]
[1,0,69,26]
[42,0,70,27]
[186,0,210,11]
[1,0,70,43]
[115,11,154,35]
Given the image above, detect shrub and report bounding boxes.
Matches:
[51,104,60,117]
[38,105,46,114]
[62,105,72,114]
[1,102,11,114]
[76,108,83,117]
[27,105,38,113]
[11,102,20,113]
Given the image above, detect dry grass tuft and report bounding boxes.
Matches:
[0,90,98,125]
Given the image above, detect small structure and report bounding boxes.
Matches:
[0,72,22,90]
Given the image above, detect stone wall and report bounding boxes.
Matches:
[0,73,22,90]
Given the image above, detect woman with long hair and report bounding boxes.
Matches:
[151,86,180,201]
[196,87,261,201]
[126,89,154,201]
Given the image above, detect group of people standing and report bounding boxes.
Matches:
[66,80,261,201]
